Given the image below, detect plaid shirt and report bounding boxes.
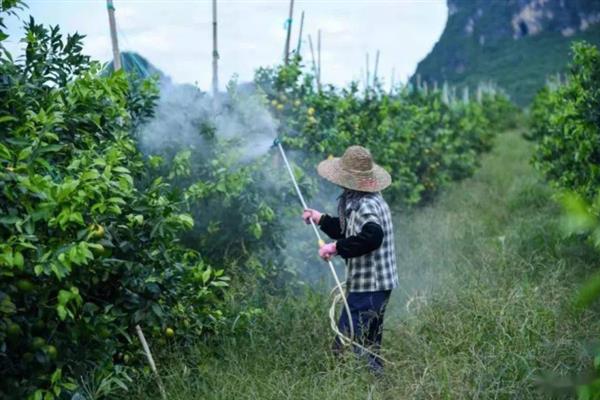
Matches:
[343,193,399,292]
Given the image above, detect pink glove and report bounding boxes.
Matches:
[302,208,322,225]
[319,242,337,260]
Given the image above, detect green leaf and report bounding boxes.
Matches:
[575,270,600,309]
[0,143,12,160]
[113,166,130,174]
[0,296,16,314]
[81,170,100,181]
[17,147,32,161]
[202,268,211,284]
[178,214,194,229]
[13,251,24,269]
[57,305,67,320]
[0,115,17,124]
[560,192,596,234]
[249,222,263,239]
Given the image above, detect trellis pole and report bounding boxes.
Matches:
[212,0,219,96]
[373,50,380,86]
[308,34,320,91]
[283,0,294,64]
[317,29,322,87]
[295,10,305,55]
[365,52,370,89]
[106,0,121,71]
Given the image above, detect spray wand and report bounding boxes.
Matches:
[272,138,355,344]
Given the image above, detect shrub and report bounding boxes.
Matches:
[528,41,600,400]
[0,12,227,399]
[529,42,600,201]
[255,59,511,206]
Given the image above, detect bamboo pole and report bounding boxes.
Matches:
[295,10,305,56]
[308,34,320,90]
[135,325,167,400]
[212,0,219,97]
[317,29,322,87]
[283,0,294,65]
[373,50,380,86]
[365,53,370,89]
[106,0,121,71]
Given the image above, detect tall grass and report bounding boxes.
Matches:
[132,131,600,399]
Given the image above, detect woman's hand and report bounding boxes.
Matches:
[302,208,323,225]
[319,242,337,261]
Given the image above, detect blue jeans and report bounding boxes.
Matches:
[334,290,392,373]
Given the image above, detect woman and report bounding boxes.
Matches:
[302,145,399,373]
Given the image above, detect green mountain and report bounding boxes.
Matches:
[414,0,600,105]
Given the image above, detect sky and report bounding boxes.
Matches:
[4,0,447,91]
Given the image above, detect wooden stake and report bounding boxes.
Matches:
[308,34,320,90]
[295,10,305,56]
[106,0,121,71]
[212,0,219,97]
[365,53,370,89]
[317,29,322,87]
[135,325,167,400]
[283,0,294,65]
[373,50,380,86]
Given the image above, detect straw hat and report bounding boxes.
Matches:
[317,145,391,192]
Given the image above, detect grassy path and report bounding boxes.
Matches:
[134,131,599,399]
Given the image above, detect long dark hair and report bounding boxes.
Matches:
[337,188,369,233]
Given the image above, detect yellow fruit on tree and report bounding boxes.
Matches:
[276,104,284,111]
[307,107,315,116]
[165,327,175,338]
[32,337,45,350]
[90,244,105,256]
[89,224,105,238]
[43,344,58,360]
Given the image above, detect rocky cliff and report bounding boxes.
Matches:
[414,0,600,105]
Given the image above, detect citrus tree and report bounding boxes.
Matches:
[528,41,600,399]
[0,7,227,398]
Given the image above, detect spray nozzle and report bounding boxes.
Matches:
[272,138,281,147]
